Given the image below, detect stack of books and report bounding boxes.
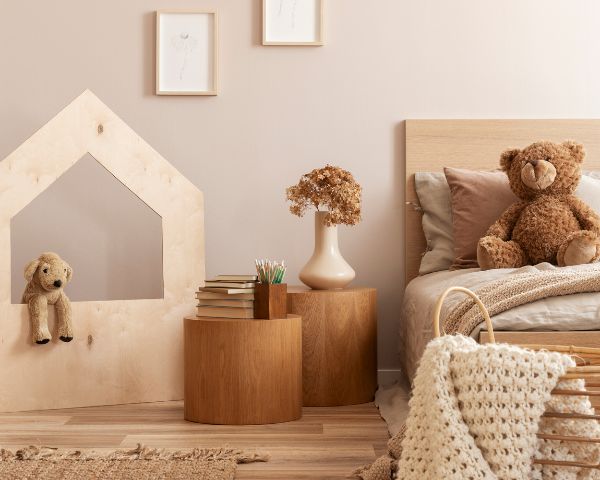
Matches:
[196,275,257,318]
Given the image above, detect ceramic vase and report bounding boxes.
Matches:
[299,211,355,290]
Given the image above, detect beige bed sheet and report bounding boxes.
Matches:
[400,266,600,381]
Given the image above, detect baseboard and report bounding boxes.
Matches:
[377,369,403,387]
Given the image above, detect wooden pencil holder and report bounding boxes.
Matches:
[253,283,287,319]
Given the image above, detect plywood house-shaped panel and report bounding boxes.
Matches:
[0,90,205,412]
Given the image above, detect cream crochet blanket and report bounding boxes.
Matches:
[357,336,600,480]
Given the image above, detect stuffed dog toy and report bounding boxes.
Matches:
[22,252,73,344]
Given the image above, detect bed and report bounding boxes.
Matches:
[401,119,600,381]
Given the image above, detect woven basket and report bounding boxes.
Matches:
[433,286,600,470]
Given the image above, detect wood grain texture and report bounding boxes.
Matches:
[0,401,388,479]
[0,90,204,412]
[287,287,377,406]
[405,119,600,284]
[253,283,287,319]
[184,315,302,425]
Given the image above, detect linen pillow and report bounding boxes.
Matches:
[444,167,517,269]
[414,172,454,274]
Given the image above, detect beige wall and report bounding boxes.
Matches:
[2,0,600,372]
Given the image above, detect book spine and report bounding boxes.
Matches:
[196,307,254,319]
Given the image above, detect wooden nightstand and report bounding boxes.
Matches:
[287,287,377,406]
[183,315,302,425]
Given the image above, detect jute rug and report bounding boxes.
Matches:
[0,443,269,480]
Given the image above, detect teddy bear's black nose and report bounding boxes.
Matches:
[53,280,62,288]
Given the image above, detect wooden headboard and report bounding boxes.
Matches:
[405,119,600,284]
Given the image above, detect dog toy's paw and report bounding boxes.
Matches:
[33,328,52,345]
[58,324,73,342]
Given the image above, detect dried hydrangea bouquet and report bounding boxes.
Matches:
[286,165,362,289]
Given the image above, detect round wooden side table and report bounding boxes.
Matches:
[287,286,377,407]
[183,315,302,425]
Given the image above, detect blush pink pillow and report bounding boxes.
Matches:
[443,167,518,269]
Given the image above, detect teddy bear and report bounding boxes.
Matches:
[22,252,73,344]
[477,140,600,270]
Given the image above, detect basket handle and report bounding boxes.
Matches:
[432,286,495,343]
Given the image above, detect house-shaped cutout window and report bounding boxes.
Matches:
[11,154,164,304]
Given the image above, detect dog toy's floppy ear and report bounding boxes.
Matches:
[24,259,40,282]
[65,263,73,283]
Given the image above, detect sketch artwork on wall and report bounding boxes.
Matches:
[263,0,323,46]
[156,11,218,95]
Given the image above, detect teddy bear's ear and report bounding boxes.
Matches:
[24,260,40,282]
[65,263,73,283]
[500,148,520,172]
[562,140,585,164]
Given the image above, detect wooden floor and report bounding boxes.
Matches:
[0,401,390,479]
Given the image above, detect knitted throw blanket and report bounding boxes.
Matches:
[443,263,600,337]
[356,336,600,480]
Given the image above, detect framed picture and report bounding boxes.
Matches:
[262,0,323,46]
[156,11,218,95]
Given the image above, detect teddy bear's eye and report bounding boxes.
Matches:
[43,268,48,274]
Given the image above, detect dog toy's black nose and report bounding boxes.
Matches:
[53,280,62,288]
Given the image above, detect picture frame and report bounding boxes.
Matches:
[262,0,324,46]
[156,10,218,96]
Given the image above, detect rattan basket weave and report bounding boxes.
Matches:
[433,286,600,470]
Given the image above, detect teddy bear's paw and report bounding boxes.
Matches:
[59,336,73,342]
[559,233,600,266]
[477,241,496,270]
[478,237,527,270]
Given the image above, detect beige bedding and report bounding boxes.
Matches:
[400,264,600,381]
